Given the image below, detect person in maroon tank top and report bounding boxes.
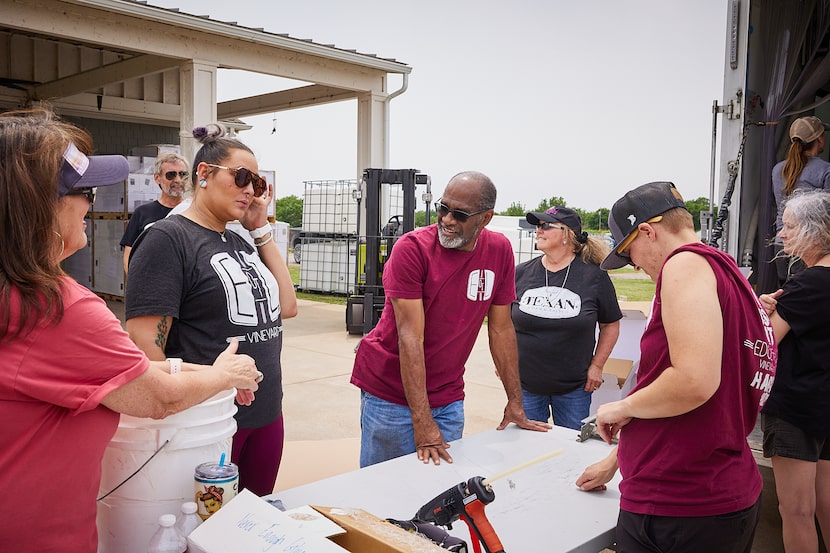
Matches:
[575,182,776,553]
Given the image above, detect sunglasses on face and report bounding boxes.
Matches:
[537,222,566,231]
[434,199,489,223]
[66,187,96,204]
[615,215,664,260]
[205,164,267,198]
[164,170,189,181]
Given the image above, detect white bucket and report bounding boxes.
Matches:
[96,389,237,553]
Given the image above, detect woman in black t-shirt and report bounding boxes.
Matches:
[512,206,622,430]
[759,190,830,553]
[126,124,298,497]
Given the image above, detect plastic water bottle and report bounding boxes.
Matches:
[148,513,185,553]
[174,502,202,552]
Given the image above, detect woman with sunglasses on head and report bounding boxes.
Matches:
[511,206,622,430]
[125,123,297,496]
[0,110,260,553]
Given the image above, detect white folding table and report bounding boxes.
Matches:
[270,425,621,553]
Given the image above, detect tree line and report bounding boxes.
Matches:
[274,194,715,232]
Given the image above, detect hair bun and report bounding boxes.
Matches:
[191,123,227,144]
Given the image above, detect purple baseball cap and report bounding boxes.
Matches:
[58,142,129,197]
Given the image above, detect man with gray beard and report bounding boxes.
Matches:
[350,171,550,467]
[120,152,189,273]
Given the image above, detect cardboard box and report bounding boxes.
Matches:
[92,219,126,296]
[311,506,448,553]
[188,490,349,553]
[186,490,448,553]
[603,358,634,388]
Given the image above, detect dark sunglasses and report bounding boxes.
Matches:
[536,222,566,231]
[205,164,267,198]
[164,170,189,181]
[66,187,96,204]
[434,199,489,223]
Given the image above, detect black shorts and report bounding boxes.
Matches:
[762,413,830,462]
[616,497,761,553]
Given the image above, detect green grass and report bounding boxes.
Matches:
[608,268,656,302]
[609,277,655,302]
[288,264,348,305]
[288,262,655,304]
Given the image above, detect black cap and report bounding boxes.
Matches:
[525,206,586,241]
[601,182,687,270]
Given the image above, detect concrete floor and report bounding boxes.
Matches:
[106,297,788,552]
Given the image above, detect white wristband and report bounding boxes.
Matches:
[255,233,273,247]
[167,357,182,375]
[249,223,272,239]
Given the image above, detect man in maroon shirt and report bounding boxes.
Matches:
[351,171,550,467]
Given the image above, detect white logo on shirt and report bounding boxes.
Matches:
[466,269,495,301]
[210,250,281,326]
[518,286,581,319]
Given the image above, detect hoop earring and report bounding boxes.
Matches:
[199,179,207,188]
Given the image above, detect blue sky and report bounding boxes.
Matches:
[151,0,729,213]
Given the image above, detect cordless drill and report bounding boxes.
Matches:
[414,476,504,553]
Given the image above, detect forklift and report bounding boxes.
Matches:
[346,168,431,335]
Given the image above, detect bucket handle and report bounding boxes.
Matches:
[96,439,169,502]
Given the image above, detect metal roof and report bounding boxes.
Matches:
[77,0,412,74]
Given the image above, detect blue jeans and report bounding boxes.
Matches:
[522,387,592,430]
[359,390,464,467]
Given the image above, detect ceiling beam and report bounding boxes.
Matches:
[218,84,358,119]
[33,54,180,100]
[45,92,181,125]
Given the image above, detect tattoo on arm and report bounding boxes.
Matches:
[154,316,169,351]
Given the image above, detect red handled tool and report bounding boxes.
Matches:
[412,448,564,553]
[415,476,502,553]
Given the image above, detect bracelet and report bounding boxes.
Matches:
[249,223,272,239]
[167,357,182,375]
[254,233,273,247]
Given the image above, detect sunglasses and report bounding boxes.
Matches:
[66,187,96,204]
[536,222,566,231]
[434,199,489,223]
[164,170,189,181]
[616,215,664,259]
[205,164,268,198]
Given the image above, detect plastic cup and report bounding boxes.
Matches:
[194,461,239,521]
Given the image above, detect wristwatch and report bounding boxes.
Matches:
[167,357,183,375]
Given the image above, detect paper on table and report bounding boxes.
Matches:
[188,489,349,553]
[282,505,347,538]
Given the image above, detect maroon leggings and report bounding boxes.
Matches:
[231,415,284,496]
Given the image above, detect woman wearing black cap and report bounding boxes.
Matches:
[0,109,260,553]
[511,206,622,430]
